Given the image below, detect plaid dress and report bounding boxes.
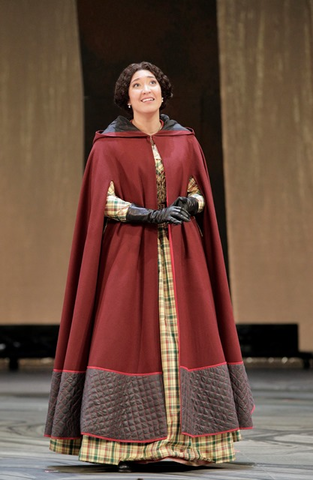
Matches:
[50,141,241,465]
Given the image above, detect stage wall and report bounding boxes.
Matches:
[218,0,313,350]
[0,0,83,325]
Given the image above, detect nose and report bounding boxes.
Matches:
[142,83,151,93]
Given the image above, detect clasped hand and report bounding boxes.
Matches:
[126,196,198,225]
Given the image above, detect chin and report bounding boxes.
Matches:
[138,107,160,115]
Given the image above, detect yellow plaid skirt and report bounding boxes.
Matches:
[50,225,241,465]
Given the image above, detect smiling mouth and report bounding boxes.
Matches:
[141,98,155,102]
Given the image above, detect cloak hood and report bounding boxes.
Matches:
[101,114,189,135]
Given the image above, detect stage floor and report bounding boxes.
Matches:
[0,363,312,479]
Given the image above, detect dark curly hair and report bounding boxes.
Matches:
[114,61,173,113]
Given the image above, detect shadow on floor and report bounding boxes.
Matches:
[46,460,255,474]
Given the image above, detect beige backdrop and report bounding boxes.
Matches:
[217,0,313,350]
[0,0,83,324]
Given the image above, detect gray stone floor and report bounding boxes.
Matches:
[0,361,312,479]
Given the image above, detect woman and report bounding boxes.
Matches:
[45,61,254,469]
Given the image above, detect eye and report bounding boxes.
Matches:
[132,82,140,88]
[150,80,157,85]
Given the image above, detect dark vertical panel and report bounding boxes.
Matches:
[76,0,229,272]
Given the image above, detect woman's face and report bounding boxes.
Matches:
[128,69,162,116]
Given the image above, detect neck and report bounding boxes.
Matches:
[132,112,161,136]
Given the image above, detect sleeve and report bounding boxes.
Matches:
[104,181,131,222]
[187,176,205,213]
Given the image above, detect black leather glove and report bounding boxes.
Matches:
[126,204,191,225]
[172,196,199,216]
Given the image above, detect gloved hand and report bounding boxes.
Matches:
[172,196,199,216]
[126,204,191,225]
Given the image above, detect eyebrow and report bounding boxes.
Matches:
[131,75,156,84]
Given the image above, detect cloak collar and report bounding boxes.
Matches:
[96,114,192,140]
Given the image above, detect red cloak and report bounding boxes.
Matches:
[45,115,254,443]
